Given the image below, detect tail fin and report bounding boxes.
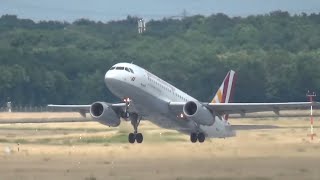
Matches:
[211,70,237,103]
[211,70,237,119]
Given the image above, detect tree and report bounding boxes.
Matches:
[0,12,319,105]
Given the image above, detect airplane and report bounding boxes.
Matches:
[49,62,320,143]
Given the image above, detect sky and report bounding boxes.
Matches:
[1,0,320,22]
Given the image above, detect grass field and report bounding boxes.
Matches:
[0,112,319,180]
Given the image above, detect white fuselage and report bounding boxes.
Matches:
[105,63,235,138]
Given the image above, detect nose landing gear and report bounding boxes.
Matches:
[120,98,144,144]
[127,112,143,144]
[128,132,143,143]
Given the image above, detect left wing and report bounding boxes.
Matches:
[169,101,320,116]
[205,102,320,115]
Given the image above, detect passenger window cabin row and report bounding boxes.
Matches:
[147,76,188,102]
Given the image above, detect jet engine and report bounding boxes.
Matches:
[90,102,120,127]
[183,101,215,126]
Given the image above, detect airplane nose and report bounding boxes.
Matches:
[105,70,112,80]
[104,70,126,96]
[105,71,116,83]
[105,70,122,88]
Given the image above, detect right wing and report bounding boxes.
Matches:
[48,104,91,112]
[48,103,127,117]
[48,104,91,117]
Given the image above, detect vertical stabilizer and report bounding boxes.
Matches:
[211,70,237,119]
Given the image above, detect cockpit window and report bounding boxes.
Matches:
[111,66,134,73]
[125,67,130,72]
[116,67,124,70]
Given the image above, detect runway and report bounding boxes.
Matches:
[0,113,319,180]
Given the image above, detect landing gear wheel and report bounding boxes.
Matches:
[128,133,135,143]
[128,112,144,144]
[198,132,205,143]
[190,132,197,143]
[136,133,143,143]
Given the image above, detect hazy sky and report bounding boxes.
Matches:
[1,0,320,22]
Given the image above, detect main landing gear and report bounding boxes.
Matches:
[190,132,206,143]
[128,113,143,143]
[190,123,205,143]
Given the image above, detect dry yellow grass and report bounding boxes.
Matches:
[0,113,320,180]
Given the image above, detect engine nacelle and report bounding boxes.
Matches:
[183,101,215,126]
[90,102,120,127]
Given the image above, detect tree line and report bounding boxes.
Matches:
[0,11,319,106]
